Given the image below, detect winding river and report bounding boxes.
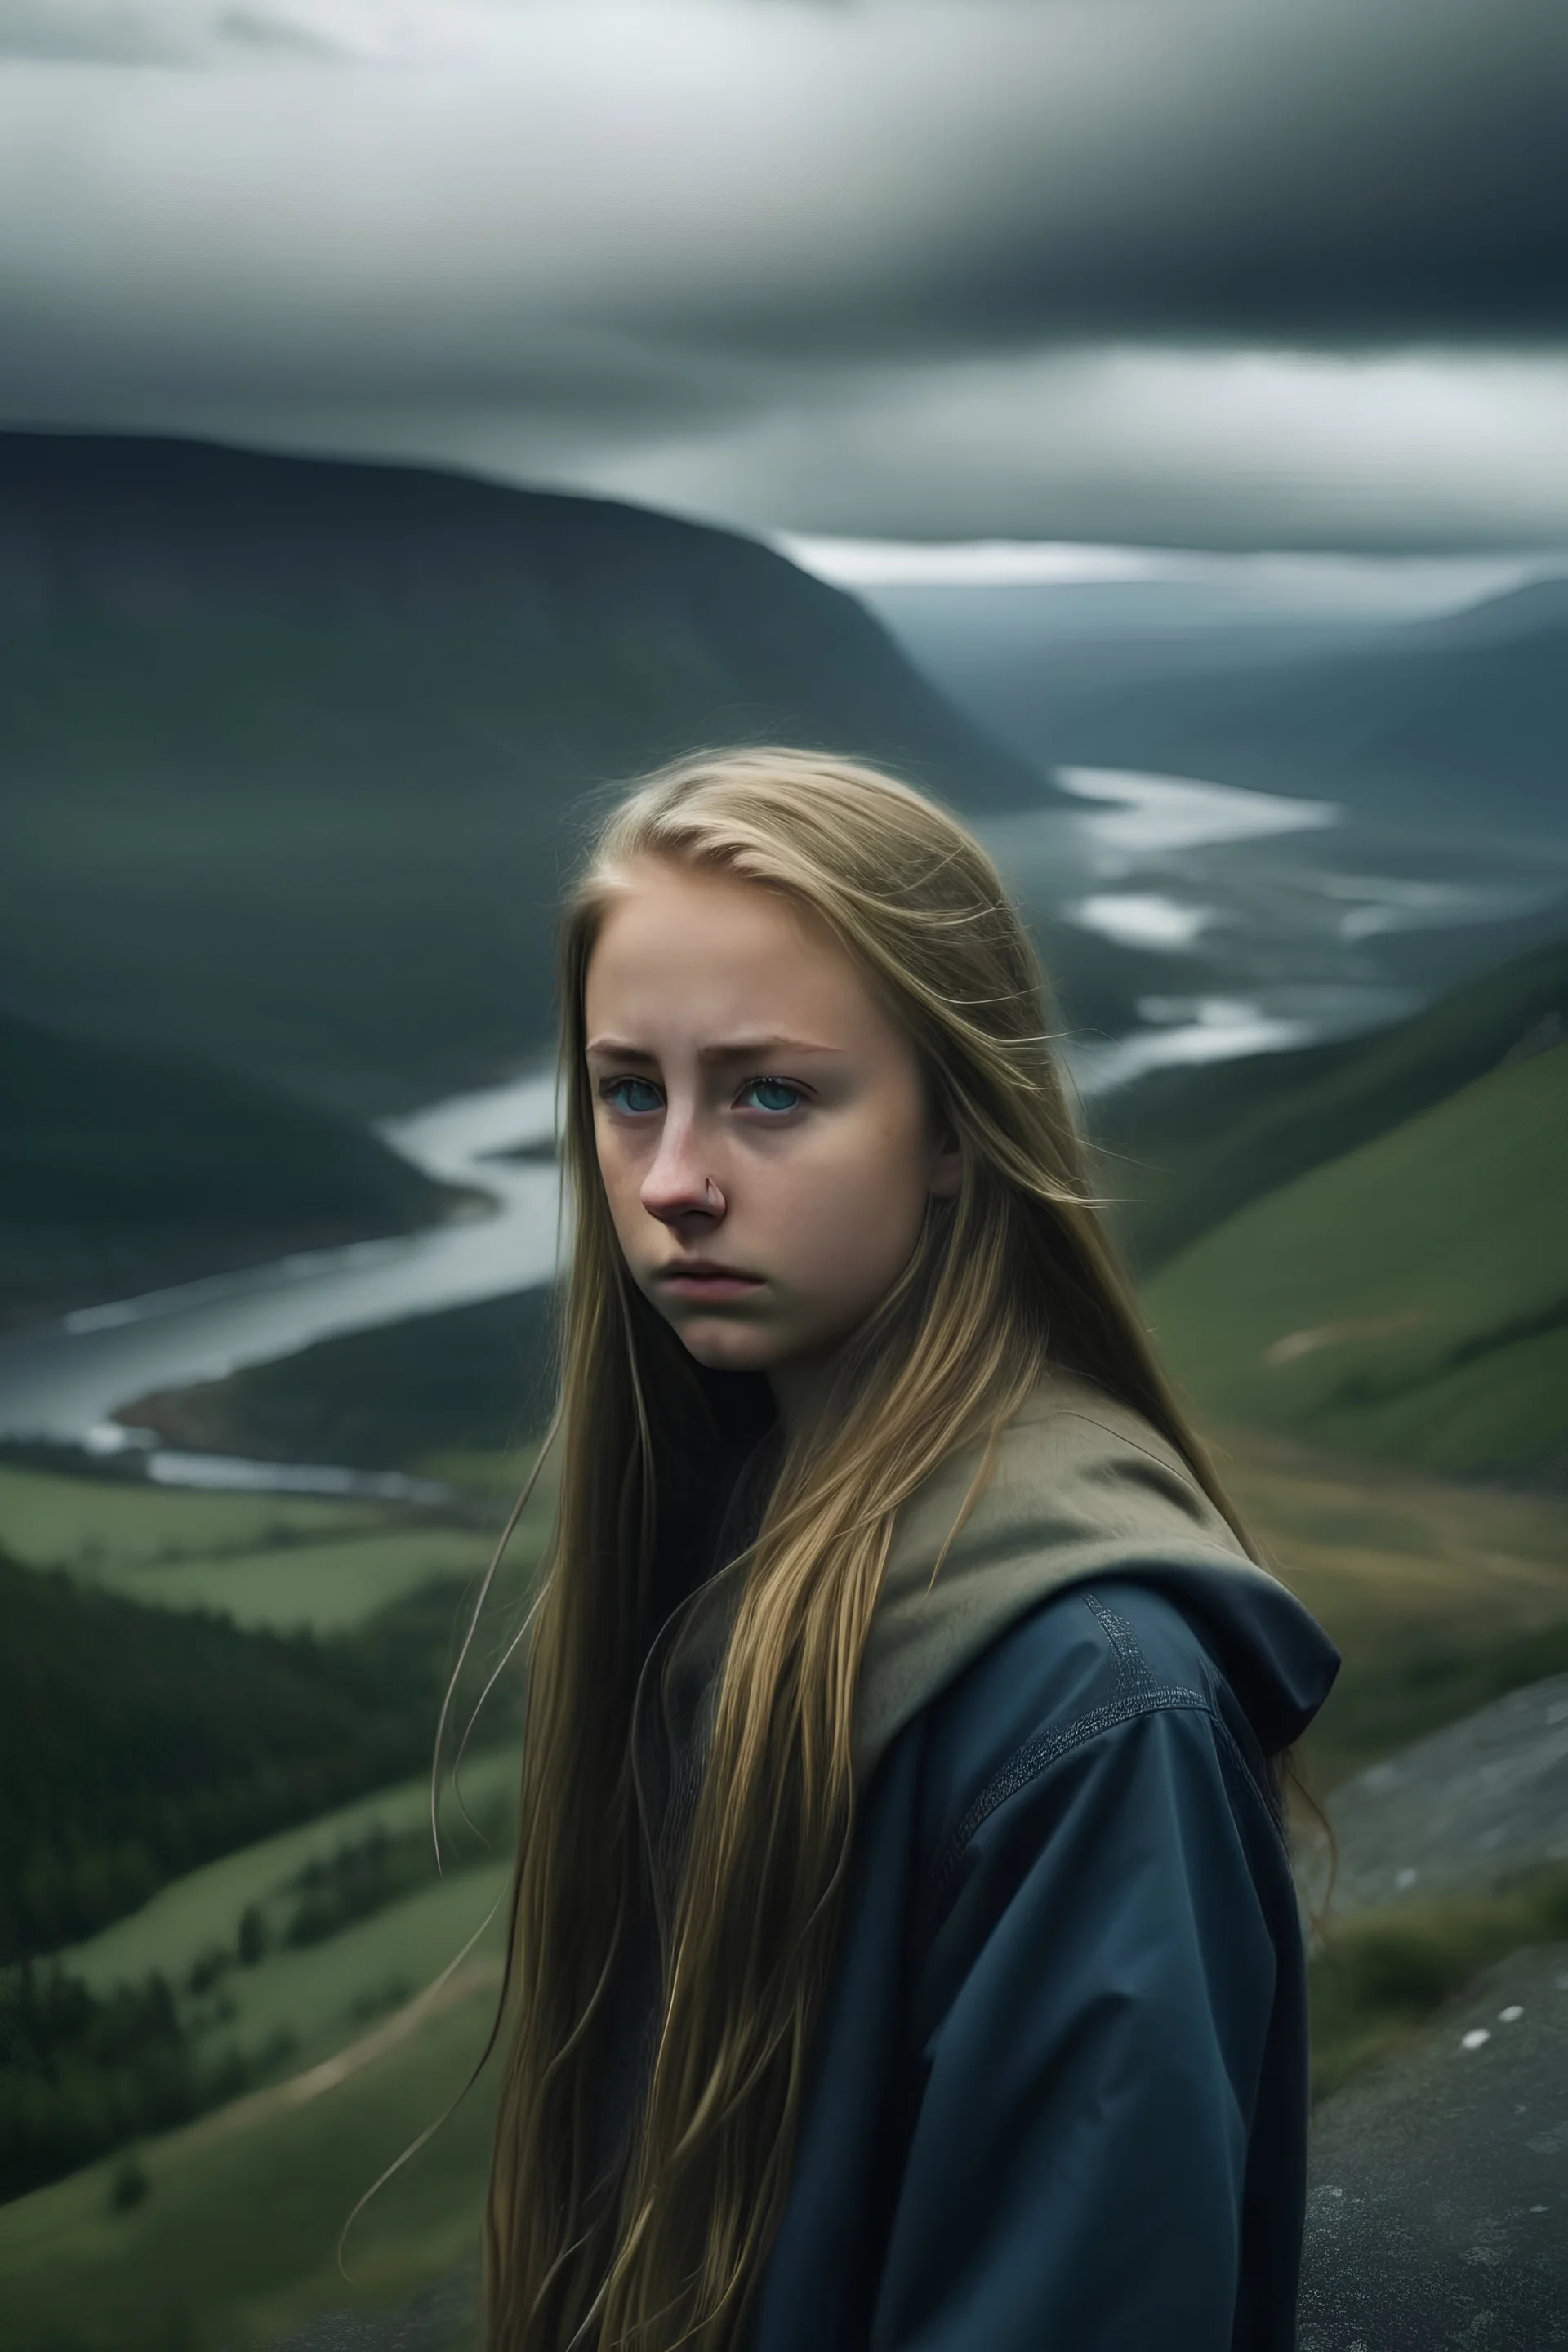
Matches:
[0,1069,564,1459]
[2,766,1557,1473]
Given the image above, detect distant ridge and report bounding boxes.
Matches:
[889,564,1568,837]
[0,430,1045,1112]
[1419,573,1568,649]
[1094,571,1568,830]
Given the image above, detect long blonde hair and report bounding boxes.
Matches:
[484,748,1285,2351]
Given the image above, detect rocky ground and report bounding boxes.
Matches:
[1292,1671,1568,2348]
[1296,1673,1568,1922]
[262,2270,478,2351]
[265,1674,1568,2352]
[1299,1940,1568,2349]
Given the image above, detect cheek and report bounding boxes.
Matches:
[594,1127,642,1232]
[779,1115,930,1289]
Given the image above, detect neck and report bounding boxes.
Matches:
[767,1349,842,1445]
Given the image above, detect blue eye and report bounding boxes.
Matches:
[742,1077,802,1114]
[602,1076,663,1114]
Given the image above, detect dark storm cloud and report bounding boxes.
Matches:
[946,2,1568,347]
[4,1,1565,359]
[578,0,1568,354]
[0,1,1565,546]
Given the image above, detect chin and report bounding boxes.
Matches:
[669,1320,781,1374]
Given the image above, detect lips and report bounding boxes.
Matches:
[657,1262,764,1294]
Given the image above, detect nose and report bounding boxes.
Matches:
[640,1111,724,1229]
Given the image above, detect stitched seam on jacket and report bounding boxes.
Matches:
[929,1686,1209,1915]
[927,1687,1291,1924]
[1080,1584,1289,1844]
[1080,1589,1157,1695]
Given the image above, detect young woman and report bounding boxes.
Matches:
[477,747,1340,2352]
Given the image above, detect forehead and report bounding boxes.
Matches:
[583,857,884,1040]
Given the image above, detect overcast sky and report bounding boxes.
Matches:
[2,0,1566,550]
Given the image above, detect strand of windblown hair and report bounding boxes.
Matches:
[430,1405,563,1874]
[334,1892,506,2280]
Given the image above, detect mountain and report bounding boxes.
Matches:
[0,1009,458,1328]
[1145,1040,1567,1483]
[880,576,1568,840]
[0,432,1042,1116]
[1092,933,1568,1276]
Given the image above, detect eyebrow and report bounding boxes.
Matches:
[584,1034,842,1062]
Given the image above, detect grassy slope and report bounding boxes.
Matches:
[96,1853,513,2104]
[0,1443,546,1960]
[1223,1441,1568,1789]
[0,1552,479,1960]
[0,1464,394,1566]
[0,1010,458,1330]
[0,1968,503,2352]
[0,1609,523,2351]
[2,431,1040,1117]
[0,1455,551,1634]
[1094,931,1568,1276]
[0,1465,495,1635]
[1146,1043,1568,1481]
[0,1450,543,1965]
[57,1526,497,1636]
[64,1753,517,2016]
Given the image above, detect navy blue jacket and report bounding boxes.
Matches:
[746,1572,1330,2350]
[633,1372,1341,2350]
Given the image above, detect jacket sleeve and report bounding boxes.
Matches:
[867,1695,1283,2351]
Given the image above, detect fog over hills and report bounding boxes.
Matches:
[1422,574,1568,649]
[876,571,1568,839]
[0,431,1040,1115]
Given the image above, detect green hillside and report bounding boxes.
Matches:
[0,1958,502,2352]
[0,1552,488,1963]
[60,1750,516,2010]
[1146,1042,1568,1481]
[0,1009,458,1329]
[0,1756,515,2212]
[120,1289,558,1472]
[0,1454,550,1635]
[1096,933,1568,1275]
[1,430,1041,1116]
[39,1521,496,1638]
[0,1462,391,1570]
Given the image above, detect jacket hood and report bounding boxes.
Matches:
[853,1365,1340,1782]
[641,1365,1340,1864]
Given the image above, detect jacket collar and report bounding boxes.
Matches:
[856,1364,1339,1779]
